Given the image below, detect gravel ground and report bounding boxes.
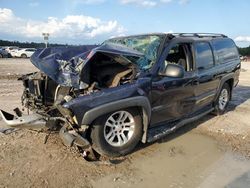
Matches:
[194,62,250,157]
[0,58,249,188]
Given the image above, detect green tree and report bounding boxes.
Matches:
[238,46,250,56]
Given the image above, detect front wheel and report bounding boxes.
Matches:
[213,83,231,115]
[90,108,143,157]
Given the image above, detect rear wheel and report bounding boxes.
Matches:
[213,83,230,115]
[21,54,27,58]
[90,108,143,157]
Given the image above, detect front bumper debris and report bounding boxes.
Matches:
[0,109,47,129]
[0,109,98,161]
[59,126,90,148]
[59,126,98,161]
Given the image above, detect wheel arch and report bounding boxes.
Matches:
[225,78,234,99]
[81,96,151,143]
[214,73,235,102]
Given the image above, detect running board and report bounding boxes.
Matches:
[147,108,214,143]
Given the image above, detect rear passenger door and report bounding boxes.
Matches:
[193,42,219,111]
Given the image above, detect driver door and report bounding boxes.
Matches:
[150,43,198,126]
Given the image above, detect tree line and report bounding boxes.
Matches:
[0,39,69,48]
[238,46,250,56]
[1,39,250,56]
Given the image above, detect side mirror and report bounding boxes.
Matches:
[160,64,184,78]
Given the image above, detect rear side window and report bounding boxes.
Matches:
[212,39,239,64]
[195,42,214,70]
[26,49,35,52]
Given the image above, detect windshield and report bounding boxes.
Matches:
[104,35,164,70]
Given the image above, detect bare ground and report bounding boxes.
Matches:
[194,62,250,157]
[0,58,249,188]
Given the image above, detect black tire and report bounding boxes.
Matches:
[90,108,143,157]
[21,54,27,58]
[0,54,3,58]
[213,83,231,115]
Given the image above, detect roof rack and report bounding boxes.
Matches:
[168,33,228,38]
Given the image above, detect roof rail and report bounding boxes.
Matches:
[168,33,228,38]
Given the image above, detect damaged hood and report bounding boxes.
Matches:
[30,44,143,88]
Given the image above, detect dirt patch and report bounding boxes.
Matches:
[194,62,250,158]
[93,132,250,188]
[0,59,250,187]
[0,130,134,188]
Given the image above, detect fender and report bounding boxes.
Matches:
[213,72,235,102]
[81,96,151,143]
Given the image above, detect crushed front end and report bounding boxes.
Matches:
[0,44,142,160]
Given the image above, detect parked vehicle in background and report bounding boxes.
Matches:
[0,48,9,58]
[2,46,19,57]
[9,48,21,57]
[15,48,36,58]
[0,33,241,159]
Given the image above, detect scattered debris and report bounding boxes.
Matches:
[0,128,16,135]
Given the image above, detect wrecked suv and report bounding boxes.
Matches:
[0,33,240,158]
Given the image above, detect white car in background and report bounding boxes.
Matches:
[15,48,36,58]
[2,46,19,57]
[10,48,21,57]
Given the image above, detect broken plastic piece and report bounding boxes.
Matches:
[0,109,46,129]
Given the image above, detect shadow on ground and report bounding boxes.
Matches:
[227,85,250,111]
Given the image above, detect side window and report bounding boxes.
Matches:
[164,43,193,72]
[212,39,239,64]
[195,42,214,70]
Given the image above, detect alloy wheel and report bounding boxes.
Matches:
[104,111,135,147]
[218,88,229,110]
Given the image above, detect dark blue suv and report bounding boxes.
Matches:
[0,48,8,58]
[0,33,241,158]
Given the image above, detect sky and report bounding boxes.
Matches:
[0,0,250,46]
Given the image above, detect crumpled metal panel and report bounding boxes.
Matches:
[30,44,143,89]
[30,45,97,88]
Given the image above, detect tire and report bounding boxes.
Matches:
[21,54,27,58]
[0,54,3,58]
[213,83,231,115]
[90,108,143,157]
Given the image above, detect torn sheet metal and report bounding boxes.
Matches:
[30,45,97,89]
[30,44,143,89]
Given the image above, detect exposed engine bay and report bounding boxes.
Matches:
[20,51,139,113]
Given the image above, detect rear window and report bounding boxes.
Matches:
[212,39,239,64]
[195,42,214,70]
